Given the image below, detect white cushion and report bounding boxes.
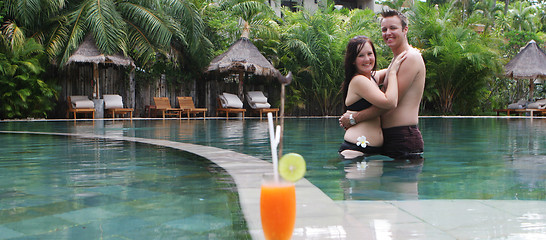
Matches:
[251,102,271,109]
[221,93,243,108]
[103,94,124,109]
[71,96,90,102]
[246,91,268,103]
[70,96,94,109]
[527,102,542,109]
[516,99,528,105]
[219,94,228,108]
[507,103,522,109]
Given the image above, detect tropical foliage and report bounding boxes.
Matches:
[0,38,56,119]
[0,0,546,118]
[411,2,503,114]
[277,6,392,115]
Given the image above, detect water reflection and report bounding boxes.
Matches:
[340,157,424,200]
[2,117,545,200]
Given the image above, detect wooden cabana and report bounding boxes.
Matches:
[65,35,135,99]
[504,40,546,100]
[206,24,280,99]
[64,35,135,118]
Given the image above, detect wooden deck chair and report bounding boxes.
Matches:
[153,97,182,119]
[67,96,95,119]
[104,94,133,119]
[177,97,207,119]
[216,93,246,119]
[245,91,279,120]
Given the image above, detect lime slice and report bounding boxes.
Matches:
[278,153,306,182]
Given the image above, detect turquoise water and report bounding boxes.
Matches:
[1,118,545,203]
[0,134,249,239]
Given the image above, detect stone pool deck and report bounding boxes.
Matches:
[2,130,546,239]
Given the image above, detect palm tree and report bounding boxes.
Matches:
[536,3,546,32]
[278,6,361,115]
[508,1,536,32]
[473,0,503,34]
[412,2,502,114]
[3,0,211,68]
[2,0,65,49]
[213,0,278,42]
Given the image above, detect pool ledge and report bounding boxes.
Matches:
[2,131,546,239]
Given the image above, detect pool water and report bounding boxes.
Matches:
[1,118,545,202]
[0,134,249,239]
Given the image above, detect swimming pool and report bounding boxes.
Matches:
[1,117,545,202]
[0,133,250,239]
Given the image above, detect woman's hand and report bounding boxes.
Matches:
[389,50,408,73]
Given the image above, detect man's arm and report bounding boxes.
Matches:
[339,106,386,129]
[339,51,414,129]
[339,69,389,129]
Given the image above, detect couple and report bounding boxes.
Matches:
[339,9,425,160]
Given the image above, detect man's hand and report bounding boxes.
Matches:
[339,112,353,130]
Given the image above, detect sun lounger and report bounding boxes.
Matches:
[495,99,528,116]
[177,96,207,119]
[216,93,246,119]
[495,99,546,116]
[67,96,95,119]
[526,99,546,109]
[153,97,183,119]
[104,94,133,119]
[245,91,279,120]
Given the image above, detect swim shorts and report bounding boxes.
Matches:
[339,140,382,155]
[381,125,424,160]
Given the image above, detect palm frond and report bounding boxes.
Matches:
[119,2,175,49]
[59,2,88,65]
[1,20,26,51]
[86,0,127,55]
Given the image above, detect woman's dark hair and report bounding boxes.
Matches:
[341,36,377,108]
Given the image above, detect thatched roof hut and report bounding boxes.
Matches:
[206,37,279,77]
[65,35,134,99]
[66,35,134,67]
[504,40,546,79]
[504,40,546,99]
[206,35,280,98]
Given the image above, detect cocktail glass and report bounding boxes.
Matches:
[260,174,296,240]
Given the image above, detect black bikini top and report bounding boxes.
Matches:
[347,98,372,111]
[346,75,377,111]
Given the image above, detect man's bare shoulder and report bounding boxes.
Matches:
[405,48,425,65]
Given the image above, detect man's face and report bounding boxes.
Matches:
[381,16,407,48]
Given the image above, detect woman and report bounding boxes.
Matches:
[339,36,406,159]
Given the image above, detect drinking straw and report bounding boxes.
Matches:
[267,112,281,182]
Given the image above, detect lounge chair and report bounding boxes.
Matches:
[177,96,207,119]
[523,99,546,116]
[495,99,528,116]
[245,91,279,120]
[216,93,246,119]
[526,99,546,109]
[104,94,133,119]
[153,97,183,119]
[67,96,95,119]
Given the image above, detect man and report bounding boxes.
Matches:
[339,9,426,160]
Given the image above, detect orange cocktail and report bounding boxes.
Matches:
[260,179,296,240]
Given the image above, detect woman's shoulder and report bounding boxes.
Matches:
[351,74,372,82]
[350,75,377,90]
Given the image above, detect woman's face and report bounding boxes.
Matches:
[354,42,375,76]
